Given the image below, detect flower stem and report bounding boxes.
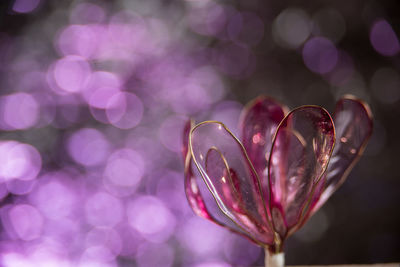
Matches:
[264,249,284,267]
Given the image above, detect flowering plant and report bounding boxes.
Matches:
[182,95,373,266]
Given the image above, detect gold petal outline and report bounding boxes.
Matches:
[267,105,336,240]
[292,95,373,229]
[206,145,275,235]
[238,95,290,138]
[189,120,274,248]
[302,95,374,218]
[184,119,262,245]
[287,96,373,232]
[330,95,373,193]
[205,146,241,200]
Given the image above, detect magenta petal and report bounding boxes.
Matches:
[268,106,335,237]
[239,96,287,207]
[183,120,211,219]
[182,120,260,245]
[190,121,274,245]
[311,96,373,213]
[182,119,192,161]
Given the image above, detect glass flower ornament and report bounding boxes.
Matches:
[182,95,373,267]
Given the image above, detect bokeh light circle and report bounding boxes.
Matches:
[31,179,77,220]
[57,25,100,58]
[85,192,123,227]
[12,0,40,13]
[67,128,110,167]
[0,93,39,130]
[302,37,338,74]
[8,204,44,241]
[0,141,42,181]
[127,195,175,242]
[53,56,91,93]
[104,148,145,188]
[159,115,188,153]
[180,217,226,257]
[106,92,144,129]
[370,19,400,56]
[272,8,312,49]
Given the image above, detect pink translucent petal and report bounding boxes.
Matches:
[182,120,259,245]
[268,106,335,238]
[182,119,192,160]
[190,121,274,245]
[311,96,373,213]
[239,96,287,216]
[183,120,212,219]
[206,148,245,214]
[290,173,326,231]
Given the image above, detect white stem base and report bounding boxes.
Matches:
[264,250,284,267]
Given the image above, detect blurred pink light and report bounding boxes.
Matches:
[127,195,175,242]
[107,12,149,57]
[187,3,230,37]
[125,135,166,174]
[136,243,174,267]
[0,141,42,181]
[29,238,68,259]
[85,227,122,259]
[70,3,106,24]
[33,92,56,127]
[302,37,338,74]
[168,66,225,114]
[81,245,116,263]
[6,179,36,195]
[44,217,81,246]
[104,148,144,188]
[193,262,232,267]
[9,204,44,241]
[1,253,30,267]
[223,233,261,266]
[67,128,110,167]
[31,180,76,220]
[156,170,190,215]
[85,192,123,227]
[88,88,122,124]
[159,115,188,153]
[180,217,226,256]
[12,0,40,13]
[57,25,100,58]
[370,19,400,57]
[89,87,120,109]
[168,81,210,114]
[83,71,122,103]
[190,66,226,102]
[0,93,39,130]
[0,183,8,201]
[116,224,144,257]
[211,101,243,137]
[106,92,144,129]
[53,56,91,93]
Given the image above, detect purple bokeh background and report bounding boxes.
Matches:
[0,0,399,266]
